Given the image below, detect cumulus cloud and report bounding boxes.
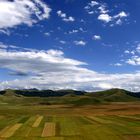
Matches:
[0,43,140,92]
[124,43,140,66]
[136,44,140,53]
[0,0,51,30]
[98,11,128,24]
[85,1,129,26]
[74,40,86,46]
[93,35,101,40]
[126,56,140,66]
[114,11,128,18]
[89,1,99,7]
[84,0,99,10]
[98,14,112,23]
[57,10,75,22]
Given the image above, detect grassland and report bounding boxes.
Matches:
[0,89,140,140]
[0,102,140,140]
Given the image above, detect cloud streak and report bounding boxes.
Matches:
[74,40,86,46]
[0,44,140,92]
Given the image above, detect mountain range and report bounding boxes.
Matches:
[0,88,139,106]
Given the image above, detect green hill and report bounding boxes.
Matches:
[0,88,139,106]
[86,89,139,102]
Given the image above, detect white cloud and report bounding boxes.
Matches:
[44,32,50,36]
[84,0,99,10]
[126,56,140,66]
[85,1,129,26]
[114,63,122,67]
[114,11,128,18]
[136,44,140,53]
[57,10,66,18]
[57,10,75,22]
[89,1,99,7]
[60,40,66,44]
[74,40,86,46]
[69,29,79,34]
[124,50,130,54]
[93,35,101,40]
[68,28,86,34]
[0,44,140,92]
[98,11,128,25]
[98,5,108,14]
[116,19,122,25]
[98,14,112,23]
[63,16,75,22]
[88,11,94,15]
[0,29,10,35]
[0,0,51,30]
[123,43,140,66]
[113,11,128,25]
[0,43,8,49]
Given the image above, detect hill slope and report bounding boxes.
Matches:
[87,89,140,102]
[0,89,139,106]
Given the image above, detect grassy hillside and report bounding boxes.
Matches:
[0,89,139,106]
[87,89,140,102]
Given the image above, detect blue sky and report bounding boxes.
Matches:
[0,0,140,91]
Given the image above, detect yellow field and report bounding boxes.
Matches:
[32,115,43,127]
[0,123,22,138]
[0,103,140,140]
[42,122,56,137]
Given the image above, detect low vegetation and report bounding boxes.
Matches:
[0,88,139,106]
[0,88,140,139]
[0,114,140,139]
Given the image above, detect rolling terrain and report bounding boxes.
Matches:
[0,88,139,106]
[0,89,140,140]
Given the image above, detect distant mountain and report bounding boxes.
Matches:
[0,89,85,97]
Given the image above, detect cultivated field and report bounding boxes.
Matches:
[0,103,140,140]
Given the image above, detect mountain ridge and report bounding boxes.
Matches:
[0,88,140,98]
[0,88,139,106]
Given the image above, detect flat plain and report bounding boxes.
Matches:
[0,102,140,140]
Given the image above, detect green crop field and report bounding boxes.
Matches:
[0,89,140,140]
[0,112,140,140]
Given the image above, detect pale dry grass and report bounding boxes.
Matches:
[32,115,43,127]
[122,135,140,140]
[118,115,140,120]
[87,116,112,124]
[0,123,22,138]
[41,122,55,137]
[0,126,11,136]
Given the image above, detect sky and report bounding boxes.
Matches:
[0,0,140,91]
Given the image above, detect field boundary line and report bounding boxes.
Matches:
[118,115,140,121]
[87,116,112,124]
